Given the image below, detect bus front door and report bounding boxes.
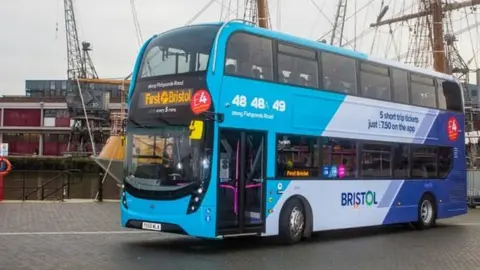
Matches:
[217,129,266,235]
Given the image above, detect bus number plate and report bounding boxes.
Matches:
[141,222,162,231]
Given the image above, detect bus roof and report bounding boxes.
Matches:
[145,21,459,83]
[218,21,457,82]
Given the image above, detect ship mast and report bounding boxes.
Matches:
[431,0,446,73]
[371,0,480,74]
[372,0,480,167]
[256,0,269,28]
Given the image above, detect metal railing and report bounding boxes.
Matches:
[3,169,83,201]
[468,169,480,208]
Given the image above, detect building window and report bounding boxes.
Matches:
[225,32,274,81]
[277,43,318,88]
[359,62,391,101]
[360,143,392,178]
[276,134,320,178]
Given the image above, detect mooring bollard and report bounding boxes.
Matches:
[98,171,104,202]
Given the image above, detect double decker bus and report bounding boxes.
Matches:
[121,20,467,244]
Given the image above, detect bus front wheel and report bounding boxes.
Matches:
[413,193,437,230]
[279,197,305,245]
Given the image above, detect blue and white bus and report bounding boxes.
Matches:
[121,20,467,244]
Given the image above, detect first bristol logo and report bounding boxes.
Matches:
[341,191,378,208]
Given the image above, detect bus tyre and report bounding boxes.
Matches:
[414,194,437,230]
[279,198,305,245]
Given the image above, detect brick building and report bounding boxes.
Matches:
[0,80,124,156]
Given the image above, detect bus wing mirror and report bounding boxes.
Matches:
[189,120,204,140]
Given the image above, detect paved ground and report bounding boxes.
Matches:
[0,202,479,270]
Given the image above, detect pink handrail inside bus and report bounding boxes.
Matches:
[220,139,262,215]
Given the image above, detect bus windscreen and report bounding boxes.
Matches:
[138,25,220,79]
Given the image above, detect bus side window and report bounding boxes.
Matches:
[321,52,357,95]
[411,146,437,179]
[437,79,463,112]
[225,32,273,81]
[392,69,409,103]
[360,143,392,178]
[277,43,318,88]
[359,62,391,101]
[411,75,437,108]
[276,135,320,178]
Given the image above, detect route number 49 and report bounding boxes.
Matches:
[273,100,286,112]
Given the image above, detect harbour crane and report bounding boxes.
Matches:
[62,0,128,156]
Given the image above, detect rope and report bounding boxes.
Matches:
[130,0,144,46]
[185,0,216,26]
[93,72,132,201]
[94,143,120,201]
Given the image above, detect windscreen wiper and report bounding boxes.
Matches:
[128,117,174,128]
[201,111,224,122]
[127,118,153,129]
[155,115,172,125]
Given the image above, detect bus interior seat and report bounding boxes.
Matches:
[340,81,352,93]
[252,68,262,79]
[299,75,309,87]
[378,88,390,100]
[225,64,236,74]
[324,76,332,89]
[290,72,301,85]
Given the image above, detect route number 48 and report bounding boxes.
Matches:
[232,95,247,107]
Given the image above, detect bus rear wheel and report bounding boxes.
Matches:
[279,198,305,245]
[414,194,437,230]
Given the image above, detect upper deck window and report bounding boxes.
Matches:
[437,79,463,112]
[359,62,391,101]
[391,69,409,104]
[321,52,357,95]
[225,32,273,81]
[410,74,437,108]
[277,43,318,88]
[139,25,220,79]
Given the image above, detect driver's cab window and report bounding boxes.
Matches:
[133,135,164,165]
[131,135,186,180]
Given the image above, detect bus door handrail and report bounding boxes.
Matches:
[211,18,256,74]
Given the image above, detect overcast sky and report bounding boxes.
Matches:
[1,0,479,96]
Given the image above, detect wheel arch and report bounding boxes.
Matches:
[280,195,313,238]
[421,191,438,218]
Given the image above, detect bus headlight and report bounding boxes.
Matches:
[121,191,128,209]
[187,183,207,214]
